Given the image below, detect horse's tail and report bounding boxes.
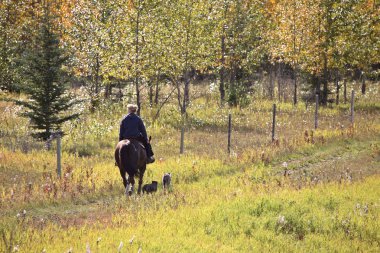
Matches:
[115,144,121,168]
[119,141,138,176]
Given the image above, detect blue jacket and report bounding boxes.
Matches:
[119,113,148,142]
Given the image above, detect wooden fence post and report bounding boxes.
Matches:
[272,104,276,142]
[56,133,62,178]
[228,113,231,153]
[350,90,354,125]
[180,127,184,154]
[315,94,319,129]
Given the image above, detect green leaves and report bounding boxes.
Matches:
[2,0,378,112]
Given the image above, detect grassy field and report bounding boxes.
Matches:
[0,83,379,252]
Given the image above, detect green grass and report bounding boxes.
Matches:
[2,175,379,252]
[1,83,380,252]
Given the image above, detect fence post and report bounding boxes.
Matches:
[272,104,276,142]
[315,94,319,129]
[228,113,231,153]
[350,90,354,125]
[56,133,62,178]
[180,127,184,154]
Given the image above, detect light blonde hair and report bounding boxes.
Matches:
[127,104,138,113]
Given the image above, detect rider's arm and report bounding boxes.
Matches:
[119,120,125,142]
[138,118,148,141]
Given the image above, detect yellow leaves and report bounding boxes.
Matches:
[265,0,277,14]
[127,0,136,11]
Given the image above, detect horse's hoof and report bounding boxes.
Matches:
[125,185,130,196]
[128,190,133,196]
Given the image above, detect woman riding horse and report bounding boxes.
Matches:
[119,104,155,163]
[115,104,155,195]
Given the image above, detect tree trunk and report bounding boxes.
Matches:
[293,67,297,105]
[136,77,141,115]
[322,55,328,105]
[219,4,228,105]
[135,0,141,115]
[269,64,274,100]
[277,64,282,102]
[104,84,112,99]
[182,88,187,115]
[291,0,297,105]
[184,71,190,109]
[149,81,153,107]
[229,63,237,106]
[181,1,192,111]
[335,74,340,105]
[152,86,176,122]
[343,79,347,103]
[175,79,186,116]
[155,78,159,105]
[95,54,100,95]
[219,31,226,105]
[361,73,366,95]
[118,81,123,100]
[316,75,321,98]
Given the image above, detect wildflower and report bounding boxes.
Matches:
[277,215,286,225]
[118,241,123,252]
[363,204,368,214]
[282,162,288,168]
[86,243,91,253]
[16,213,21,218]
[23,210,27,215]
[12,245,19,252]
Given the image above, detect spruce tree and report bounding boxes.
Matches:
[16,6,78,140]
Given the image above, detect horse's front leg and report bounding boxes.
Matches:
[137,166,146,195]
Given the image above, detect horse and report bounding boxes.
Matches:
[115,139,147,195]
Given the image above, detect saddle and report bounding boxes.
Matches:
[126,138,145,149]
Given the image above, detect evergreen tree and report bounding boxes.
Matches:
[15,6,78,140]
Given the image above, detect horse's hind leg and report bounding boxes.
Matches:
[126,175,135,196]
[119,168,128,188]
[137,165,146,195]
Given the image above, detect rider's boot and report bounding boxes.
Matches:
[146,143,155,164]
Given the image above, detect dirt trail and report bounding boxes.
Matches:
[273,137,380,184]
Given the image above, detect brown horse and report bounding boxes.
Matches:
[115,139,147,195]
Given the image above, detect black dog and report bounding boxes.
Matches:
[142,181,158,194]
[162,173,172,190]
